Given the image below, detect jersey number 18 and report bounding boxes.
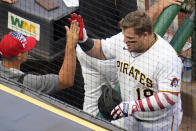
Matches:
[136,88,154,100]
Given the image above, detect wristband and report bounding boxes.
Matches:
[79,38,94,52]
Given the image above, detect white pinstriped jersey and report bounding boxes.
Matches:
[101,32,183,121]
[76,46,118,116]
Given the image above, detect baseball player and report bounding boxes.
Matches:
[0,21,80,94]
[77,41,127,129]
[76,45,118,116]
[70,0,184,129]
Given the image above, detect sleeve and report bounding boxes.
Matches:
[157,56,183,93]
[101,32,123,59]
[23,74,59,94]
[135,92,179,112]
[131,54,183,113]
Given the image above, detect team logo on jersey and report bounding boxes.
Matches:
[170,78,179,87]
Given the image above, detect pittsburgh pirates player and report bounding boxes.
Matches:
[76,46,118,116]
[107,13,183,130]
[72,10,183,131]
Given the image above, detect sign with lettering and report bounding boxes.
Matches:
[8,12,40,41]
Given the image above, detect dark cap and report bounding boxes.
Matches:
[98,84,122,120]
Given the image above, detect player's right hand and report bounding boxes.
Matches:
[68,13,88,43]
[111,101,138,120]
[1,0,18,4]
[65,20,80,47]
[160,0,184,8]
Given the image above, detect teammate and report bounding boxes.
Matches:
[0,21,80,94]
[109,11,183,131]
[77,0,137,115]
[70,2,184,130]
[76,46,118,116]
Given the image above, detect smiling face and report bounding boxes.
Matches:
[119,11,153,53]
[122,27,147,53]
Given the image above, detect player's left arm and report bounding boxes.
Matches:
[111,55,183,119]
[132,68,182,113]
[137,91,179,111]
[146,0,184,22]
[111,91,179,119]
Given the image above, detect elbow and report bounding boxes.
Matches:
[65,80,74,87]
[59,77,74,90]
[63,82,74,88]
[59,81,74,90]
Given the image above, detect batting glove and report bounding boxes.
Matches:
[111,101,139,120]
[68,13,88,42]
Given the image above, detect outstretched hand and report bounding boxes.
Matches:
[1,0,18,4]
[65,20,80,48]
[68,13,88,42]
[147,0,184,22]
[160,0,184,8]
